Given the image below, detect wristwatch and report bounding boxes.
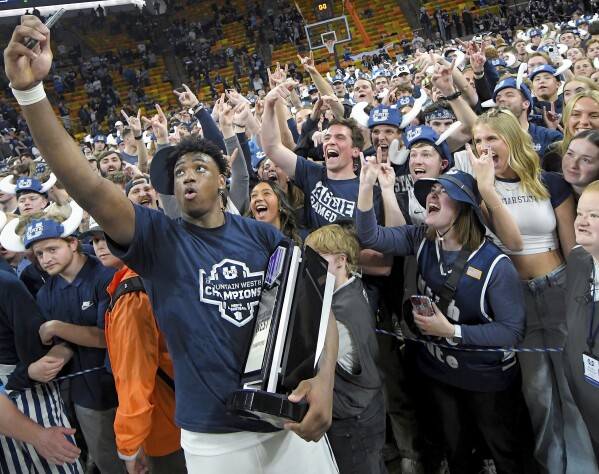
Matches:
[452,325,463,344]
[190,103,204,115]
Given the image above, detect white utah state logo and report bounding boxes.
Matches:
[199,259,264,327]
[26,222,44,241]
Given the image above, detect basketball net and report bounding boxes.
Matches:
[325,39,335,54]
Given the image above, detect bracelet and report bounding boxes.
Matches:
[487,202,503,211]
[473,70,484,77]
[233,123,246,128]
[444,90,462,101]
[10,82,46,106]
[191,103,204,115]
[134,134,143,140]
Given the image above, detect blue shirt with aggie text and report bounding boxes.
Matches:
[293,156,384,229]
[106,205,284,433]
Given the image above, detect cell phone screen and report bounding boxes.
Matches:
[410,295,434,317]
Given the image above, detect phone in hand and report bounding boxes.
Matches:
[25,8,66,49]
[410,295,435,317]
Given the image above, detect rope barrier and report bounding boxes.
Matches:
[376,328,564,353]
[1,366,105,400]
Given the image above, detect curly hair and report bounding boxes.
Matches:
[167,136,229,176]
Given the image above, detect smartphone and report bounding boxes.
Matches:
[410,295,435,317]
[25,8,66,49]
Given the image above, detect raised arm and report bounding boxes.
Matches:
[468,144,523,252]
[4,16,135,246]
[122,109,149,174]
[431,61,476,149]
[261,81,299,178]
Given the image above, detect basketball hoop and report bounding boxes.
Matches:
[325,39,335,54]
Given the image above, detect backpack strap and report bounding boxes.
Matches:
[109,276,145,311]
[109,276,175,391]
[436,248,472,315]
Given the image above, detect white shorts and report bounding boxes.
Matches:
[182,429,338,473]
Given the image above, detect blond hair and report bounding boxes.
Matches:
[560,90,599,155]
[474,108,549,200]
[305,224,361,274]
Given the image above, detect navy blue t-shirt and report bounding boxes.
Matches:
[529,122,562,156]
[106,206,284,433]
[36,256,117,410]
[293,155,384,229]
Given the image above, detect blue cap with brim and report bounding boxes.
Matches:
[397,96,415,108]
[492,77,534,112]
[94,135,108,143]
[368,105,402,129]
[23,218,65,249]
[16,177,45,195]
[332,72,344,83]
[252,150,267,171]
[529,29,542,38]
[403,126,453,167]
[489,58,507,67]
[149,145,176,195]
[413,170,485,230]
[529,64,558,81]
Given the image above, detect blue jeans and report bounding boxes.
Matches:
[518,265,598,474]
[327,389,387,474]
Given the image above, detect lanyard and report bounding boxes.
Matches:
[588,265,599,354]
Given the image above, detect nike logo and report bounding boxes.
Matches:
[81,301,94,310]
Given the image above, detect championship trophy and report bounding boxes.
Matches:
[227,239,335,428]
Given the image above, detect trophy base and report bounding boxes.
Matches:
[227,389,308,429]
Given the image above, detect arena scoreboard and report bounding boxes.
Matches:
[313,0,334,21]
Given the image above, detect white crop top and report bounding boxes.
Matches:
[490,174,570,255]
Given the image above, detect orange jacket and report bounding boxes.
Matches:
[105,266,180,458]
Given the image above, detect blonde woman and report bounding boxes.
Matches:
[473,108,597,474]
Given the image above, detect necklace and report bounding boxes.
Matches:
[494,178,518,196]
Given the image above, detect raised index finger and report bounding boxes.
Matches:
[120,109,129,120]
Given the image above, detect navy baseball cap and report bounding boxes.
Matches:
[529,64,558,81]
[368,105,402,129]
[489,58,507,68]
[94,135,108,143]
[403,126,452,166]
[332,71,345,83]
[414,170,485,230]
[529,28,542,38]
[397,96,415,108]
[492,77,534,111]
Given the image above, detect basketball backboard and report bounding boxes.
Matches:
[304,15,351,51]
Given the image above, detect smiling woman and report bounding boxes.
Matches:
[559,91,599,156]
[562,130,599,199]
[356,167,536,472]
[246,180,303,245]
[472,109,598,473]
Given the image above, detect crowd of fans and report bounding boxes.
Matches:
[3,1,599,474]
